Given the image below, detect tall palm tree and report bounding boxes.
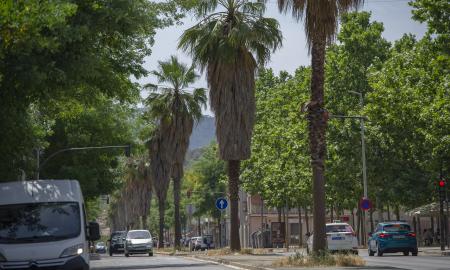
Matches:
[276,0,363,253]
[145,55,206,249]
[179,0,282,250]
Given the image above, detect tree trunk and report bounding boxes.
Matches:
[304,207,310,234]
[387,205,391,220]
[330,203,334,222]
[395,205,400,221]
[357,206,362,245]
[278,208,282,223]
[370,208,374,233]
[351,209,355,229]
[228,160,241,251]
[173,176,182,250]
[309,36,327,253]
[298,206,303,247]
[198,216,201,236]
[158,197,165,248]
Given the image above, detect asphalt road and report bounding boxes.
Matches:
[90,254,235,270]
[360,251,450,270]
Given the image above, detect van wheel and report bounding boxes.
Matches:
[403,251,409,256]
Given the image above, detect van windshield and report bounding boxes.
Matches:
[0,202,81,243]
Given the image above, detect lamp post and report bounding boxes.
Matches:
[36,145,132,180]
[349,91,368,199]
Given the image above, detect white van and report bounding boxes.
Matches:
[0,180,100,269]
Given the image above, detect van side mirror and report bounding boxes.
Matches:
[88,222,100,241]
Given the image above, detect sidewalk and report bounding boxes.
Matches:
[419,246,450,256]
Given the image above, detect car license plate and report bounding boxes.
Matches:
[393,235,405,239]
[332,237,343,240]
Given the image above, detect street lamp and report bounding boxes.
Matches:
[36,144,132,180]
[349,91,368,199]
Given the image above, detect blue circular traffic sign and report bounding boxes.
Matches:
[216,198,228,210]
[360,198,372,211]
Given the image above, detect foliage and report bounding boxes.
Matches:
[242,68,311,209]
[184,143,227,220]
[0,0,186,181]
[324,11,390,211]
[365,34,450,207]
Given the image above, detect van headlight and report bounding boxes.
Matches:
[60,243,84,258]
[0,252,6,262]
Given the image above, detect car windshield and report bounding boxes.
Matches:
[383,224,411,232]
[0,202,81,243]
[326,224,354,233]
[111,232,125,239]
[128,231,150,239]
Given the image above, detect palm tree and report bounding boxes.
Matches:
[145,55,206,249]
[275,0,363,253]
[179,0,282,250]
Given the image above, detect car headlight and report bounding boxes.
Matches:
[60,243,84,258]
[0,252,7,262]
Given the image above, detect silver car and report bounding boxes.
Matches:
[124,230,153,257]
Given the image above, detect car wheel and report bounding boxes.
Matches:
[403,251,409,256]
[125,252,129,257]
[368,248,375,256]
[109,251,113,256]
[353,250,359,255]
[149,252,153,256]
[376,243,383,257]
[412,252,418,256]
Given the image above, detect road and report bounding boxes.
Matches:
[91,252,450,270]
[90,254,235,270]
[360,252,450,270]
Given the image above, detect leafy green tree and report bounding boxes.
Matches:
[184,143,227,234]
[276,0,364,252]
[145,56,206,249]
[0,0,186,181]
[242,68,312,213]
[324,11,390,217]
[178,0,282,251]
[365,34,449,207]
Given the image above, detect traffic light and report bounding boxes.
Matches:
[438,179,446,202]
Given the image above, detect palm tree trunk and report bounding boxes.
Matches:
[309,36,327,253]
[228,160,241,251]
[173,176,182,250]
[158,197,165,248]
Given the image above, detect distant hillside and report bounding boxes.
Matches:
[189,116,215,150]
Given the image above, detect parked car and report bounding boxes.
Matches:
[124,230,153,257]
[108,231,126,256]
[203,235,215,249]
[307,222,358,254]
[95,241,106,254]
[368,221,417,256]
[190,236,207,251]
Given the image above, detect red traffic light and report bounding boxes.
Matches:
[439,180,446,188]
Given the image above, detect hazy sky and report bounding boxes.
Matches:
[138,0,427,115]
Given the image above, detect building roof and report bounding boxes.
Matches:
[0,180,83,205]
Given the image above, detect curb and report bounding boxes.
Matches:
[190,255,275,270]
[155,251,191,257]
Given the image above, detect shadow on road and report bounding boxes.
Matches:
[92,263,216,270]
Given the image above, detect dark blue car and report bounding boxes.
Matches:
[368,221,418,256]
